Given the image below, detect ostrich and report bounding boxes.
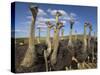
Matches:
[50,11,63,66]
[50,11,77,70]
[87,23,92,63]
[20,6,38,67]
[86,23,96,63]
[87,23,92,51]
[19,6,50,71]
[68,15,75,46]
[55,11,62,24]
[92,32,97,63]
[75,22,89,69]
[66,14,80,69]
[92,32,96,63]
[45,21,54,57]
[50,22,65,70]
[45,21,54,71]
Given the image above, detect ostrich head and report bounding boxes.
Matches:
[84,22,90,27]
[56,11,62,17]
[46,21,54,29]
[56,22,64,29]
[69,15,75,29]
[30,5,38,18]
[70,18,75,25]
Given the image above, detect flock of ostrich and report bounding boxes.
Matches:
[17,6,97,72]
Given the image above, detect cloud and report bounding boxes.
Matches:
[12,29,27,33]
[37,8,47,16]
[27,8,47,19]
[47,9,75,22]
[26,8,79,28]
[62,16,70,21]
[36,21,47,28]
[47,9,68,16]
[35,17,56,29]
[61,20,66,24]
[47,9,56,15]
[70,12,77,17]
[63,12,78,23]
[26,15,32,19]
[36,17,56,23]
[37,25,47,28]
[58,10,68,16]
[21,21,31,25]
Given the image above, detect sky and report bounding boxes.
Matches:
[12,2,97,38]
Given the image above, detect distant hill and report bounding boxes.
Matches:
[15,34,96,45]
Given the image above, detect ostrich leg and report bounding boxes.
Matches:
[20,6,38,67]
[44,50,49,71]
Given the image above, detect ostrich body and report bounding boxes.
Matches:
[51,39,73,70]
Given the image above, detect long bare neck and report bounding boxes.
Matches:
[29,18,35,48]
[88,28,92,49]
[83,25,87,52]
[46,28,51,48]
[47,28,50,39]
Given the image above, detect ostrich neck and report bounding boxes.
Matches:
[38,28,41,41]
[47,28,50,39]
[56,16,59,24]
[83,26,87,52]
[29,18,35,48]
[50,28,60,65]
[53,29,60,55]
[61,29,64,40]
[50,15,60,65]
[69,28,73,41]
[68,27,73,46]
[46,28,51,48]
[21,15,37,67]
[88,30,91,49]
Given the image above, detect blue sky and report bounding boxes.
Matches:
[13,2,97,38]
